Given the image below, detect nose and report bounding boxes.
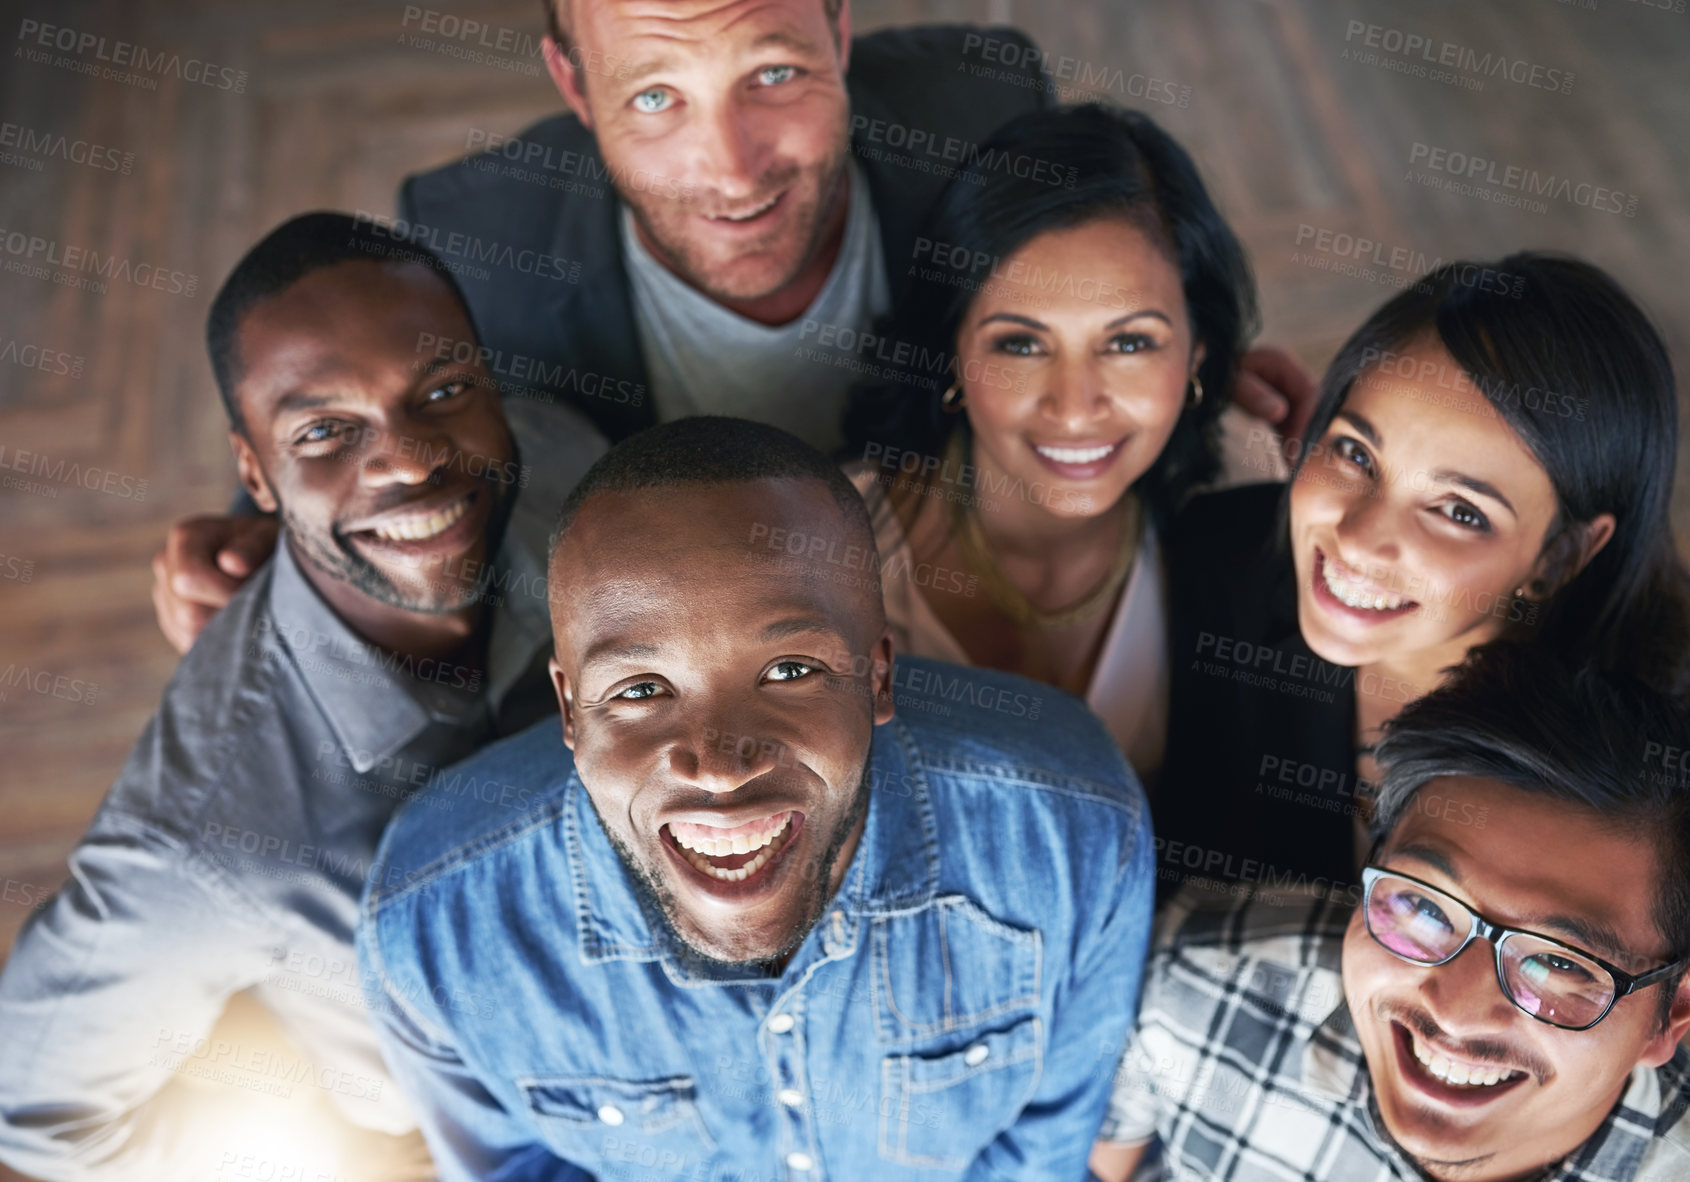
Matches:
[692,96,768,203]
[1332,482,1403,568]
[668,716,783,794]
[359,414,448,490]
[1037,354,1109,433]
[1418,936,1520,1035]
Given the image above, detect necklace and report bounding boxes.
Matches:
[946,433,1142,632]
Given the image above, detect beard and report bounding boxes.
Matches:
[285,440,520,615]
[593,768,872,971]
[618,122,852,305]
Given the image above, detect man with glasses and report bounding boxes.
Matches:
[1088,642,1690,1182]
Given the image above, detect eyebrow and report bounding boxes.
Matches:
[1389,843,1641,968]
[618,28,824,88]
[975,310,1172,332]
[758,616,850,647]
[1335,411,1517,519]
[578,639,662,674]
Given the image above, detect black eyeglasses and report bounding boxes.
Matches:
[1360,866,1687,1031]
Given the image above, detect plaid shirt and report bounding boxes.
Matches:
[1101,887,1690,1181]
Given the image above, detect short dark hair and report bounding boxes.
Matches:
[206,211,473,434]
[1372,642,1690,1024]
[840,102,1258,530]
[549,415,876,568]
[1291,252,1690,698]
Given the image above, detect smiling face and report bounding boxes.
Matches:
[558,0,852,304]
[1290,337,1568,674]
[1343,775,1689,1181]
[954,216,1200,520]
[548,477,894,965]
[230,260,515,622]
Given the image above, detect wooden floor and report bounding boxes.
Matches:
[0,1,1685,1175]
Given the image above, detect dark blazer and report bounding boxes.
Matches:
[1154,483,1363,901]
[396,25,1053,444]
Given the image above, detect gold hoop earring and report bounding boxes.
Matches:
[1187,375,1204,407]
[941,381,966,412]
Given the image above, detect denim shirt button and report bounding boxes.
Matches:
[767,1012,795,1034]
[786,1151,814,1171]
[596,1104,624,1126]
[963,1043,989,1067]
[777,1087,804,1107]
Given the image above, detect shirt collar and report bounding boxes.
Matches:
[568,715,940,972]
[264,515,552,774]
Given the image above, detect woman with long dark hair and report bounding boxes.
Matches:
[841,102,1258,784]
[1149,251,1690,895]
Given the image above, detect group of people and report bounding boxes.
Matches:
[2,2,1688,1181]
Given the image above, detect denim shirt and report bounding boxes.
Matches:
[360,656,1154,1181]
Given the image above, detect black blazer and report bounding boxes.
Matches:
[397,25,1054,444]
[1154,483,1363,902]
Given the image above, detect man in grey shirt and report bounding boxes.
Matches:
[0,213,604,1181]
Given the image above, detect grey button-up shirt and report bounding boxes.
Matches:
[0,398,603,1181]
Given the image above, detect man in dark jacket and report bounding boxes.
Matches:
[152,0,1060,651]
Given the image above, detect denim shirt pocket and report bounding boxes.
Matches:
[878,1016,1042,1170]
[519,1074,716,1173]
[870,895,1044,1169]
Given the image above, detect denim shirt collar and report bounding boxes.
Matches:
[265,516,553,774]
[567,715,940,976]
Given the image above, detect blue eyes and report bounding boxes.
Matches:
[631,66,796,115]
[611,661,818,702]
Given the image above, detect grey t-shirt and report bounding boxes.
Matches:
[620,161,890,454]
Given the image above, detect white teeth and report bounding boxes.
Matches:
[1410,1031,1520,1088]
[713,195,779,222]
[1321,558,1409,611]
[369,497,469,543]
[672,817,793,882]
[671,817,787,858]
[1035,443,1117,465]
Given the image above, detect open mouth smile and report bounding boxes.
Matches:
[1314,549,1419,618]
[663,810,799,884]
[707,192,783,224]
[1393,1022,1532,1108]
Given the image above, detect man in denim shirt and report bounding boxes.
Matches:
[360,417,1155,1180]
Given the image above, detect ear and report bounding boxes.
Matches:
[834,0,853,73]
[229,431,278,514]
[1189,340,1208,378]
[550,656,578,749]
[1637,973,1690,1069]
[1526,512,1617,598]
[543,36,593,129]
[870,629,895,726]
